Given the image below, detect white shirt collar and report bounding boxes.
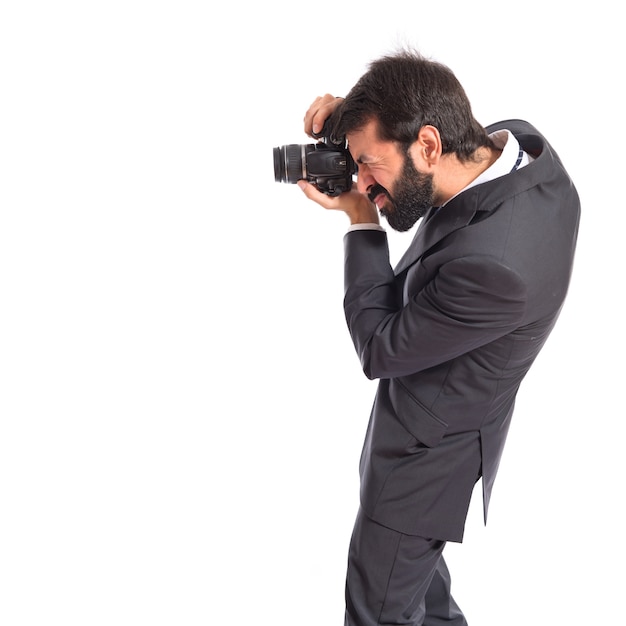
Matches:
[440,129,530,208]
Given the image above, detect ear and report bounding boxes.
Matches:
[409,125,442,169]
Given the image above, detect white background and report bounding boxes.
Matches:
[1,1,623,624]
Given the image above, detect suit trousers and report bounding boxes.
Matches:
[344,508,467,626]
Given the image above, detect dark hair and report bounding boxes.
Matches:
[331,49,493,161]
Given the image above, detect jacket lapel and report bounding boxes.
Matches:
[394,198,479,275]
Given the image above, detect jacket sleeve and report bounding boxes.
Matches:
[343,230,528,380]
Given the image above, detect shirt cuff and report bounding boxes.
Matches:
[347,223,386,233]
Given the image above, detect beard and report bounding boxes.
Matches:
[368,155,435,232]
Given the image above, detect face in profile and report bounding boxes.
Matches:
[369,154,435,232]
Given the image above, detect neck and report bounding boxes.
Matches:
[434,146,502,205]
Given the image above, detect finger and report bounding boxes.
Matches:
[296,180,338,210]
[311,94,336,135]
[304,94,341,137]
[303,95,324,136]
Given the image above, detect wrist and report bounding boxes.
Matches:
[347,197,379,226]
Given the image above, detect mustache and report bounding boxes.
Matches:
[368,184,390,204]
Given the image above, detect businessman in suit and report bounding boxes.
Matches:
[297,49,580,626]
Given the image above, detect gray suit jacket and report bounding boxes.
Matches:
[343,120,580,542]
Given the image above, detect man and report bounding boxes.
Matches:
[296,49,580,626]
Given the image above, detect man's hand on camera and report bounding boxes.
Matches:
[300,94,379,226]
[304,94,344,138]
[296,181,380,226]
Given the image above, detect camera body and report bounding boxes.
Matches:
[273,130,356,197]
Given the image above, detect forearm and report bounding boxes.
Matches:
[343,229,398,378]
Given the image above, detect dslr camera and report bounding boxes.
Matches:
[273,123,356,197]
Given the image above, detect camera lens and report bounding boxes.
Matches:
[273,144,307,184]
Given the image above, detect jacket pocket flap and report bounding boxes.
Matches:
[389,380,448,448]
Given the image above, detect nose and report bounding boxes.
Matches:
[356,164,375,195]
